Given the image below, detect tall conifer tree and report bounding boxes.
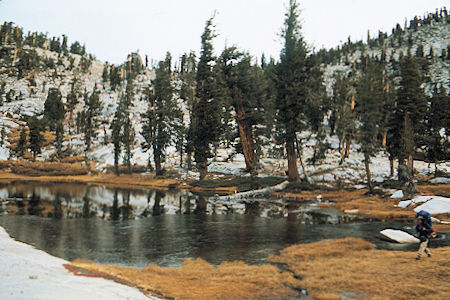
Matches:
[274,0,319,181]
[192,16,221,180]
[142,54,182,175]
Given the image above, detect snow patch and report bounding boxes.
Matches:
[429,177,450,184]
[391,190,404,199]
[414,197,450,215]
[0,226,156,300]
[380,229,419,243]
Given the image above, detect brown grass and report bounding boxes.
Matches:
[68,238,450,299]
[105,164,148,174]
[269,238,450,300]
[60,156,86,163]
[70,258,301,300]
[310,293,343,300]
[5,160,88,176]
[416,184,450,197]
[0,170,182,190]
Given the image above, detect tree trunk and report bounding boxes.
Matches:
[195,195,207,214]
[286,139,300,181]
[179,140,183,168]
[198,158,208,180]
[339,132,346,164]
[345,134,352,158]
[186,152,192,170]
[154,145,162,176]
[13,46,18,66]
[408,154,414,175]
[382,131,387,147]
[114,148,120,176]
[389,156,394,177]
[364,153,373,193]
[298,154,310,183]
[295,137,309,183]
[236,102,256,171]
[153,191,162,216]
[199,167,208,180]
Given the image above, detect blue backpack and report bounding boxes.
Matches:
[417,210,435,232]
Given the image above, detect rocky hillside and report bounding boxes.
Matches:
[0,13,449,185]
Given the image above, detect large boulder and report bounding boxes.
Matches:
[380,229,419,243]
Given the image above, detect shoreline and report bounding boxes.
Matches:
[0,226,156,300]
[0,170,449,222]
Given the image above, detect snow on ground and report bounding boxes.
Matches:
[1,39,450,186]
[0,226,156,300]
[413,196,450,215]
[391,190,404,199]
[397,195,450,215]
[380,229,419,243]
[430,177,450,184]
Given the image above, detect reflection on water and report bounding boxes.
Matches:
[0,182,350,224]
[0,214,431,268]
[0,183,448,268]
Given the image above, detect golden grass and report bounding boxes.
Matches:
[416,184,450,197]
[105,164,148,174]
[60,156,86,163]
[310,293,343,300]
[68,238,450,299]
[70,258,301,300]
[269,238,450,300]
[4,160,88,176]
[0,167,236,193]
[0,170,181,190]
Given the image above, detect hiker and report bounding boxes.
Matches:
[413,216,433,260]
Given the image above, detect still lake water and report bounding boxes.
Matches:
[0,182,447,267]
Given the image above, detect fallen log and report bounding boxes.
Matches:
[215,180,290,202]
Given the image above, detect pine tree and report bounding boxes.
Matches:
[0,123,6,147]
[110,81,135,175]
[357,60,384,192]
[27,116,44,160]
[218,47,266,172]
[66,78,79,137]
[425,85,448,174]
[191,16,221,180]
[122,113,135,173]
[61,34,68,55]
[388,53,427,176]
[179,51,197,169]
[54,121,63,157]
[111,98,124,175]
[109,65,121,91]
[121,80,136,174]
[102,63,109,82]
[142,54,183,175]
[81,86,102,151]
[13,126,27,158]
[44,88,65,131]
[273,0,323,181]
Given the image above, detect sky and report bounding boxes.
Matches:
[0,0,448,64]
